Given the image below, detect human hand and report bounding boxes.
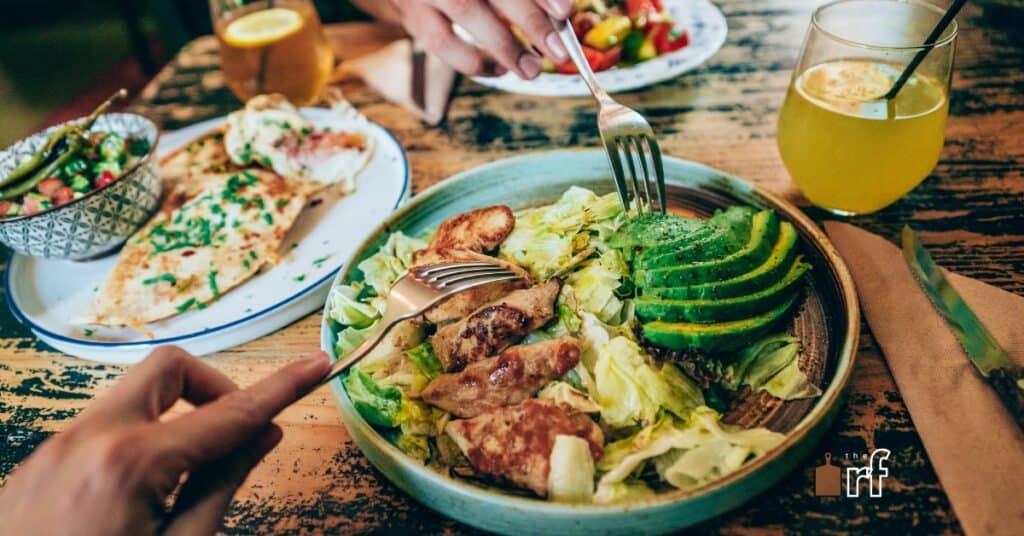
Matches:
[386,0,574,79]
[0,346,330,536]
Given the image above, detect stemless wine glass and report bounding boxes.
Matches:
[210,0,334,105]
[777,0,957,215]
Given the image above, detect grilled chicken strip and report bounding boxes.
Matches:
[412,205,523,324]
[431,279,562,372]
[421,337,581,418]
[445,399,604,497]
[414,205,515,260]
[416,249,531,325]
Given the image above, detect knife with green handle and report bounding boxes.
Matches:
[901,225,1024,431]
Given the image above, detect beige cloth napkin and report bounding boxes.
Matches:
[825,222,1024,536]
[333,38,456,126]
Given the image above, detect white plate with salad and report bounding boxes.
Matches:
[5,108,409,364]
[468,0,728,96]
[320,150,858,534]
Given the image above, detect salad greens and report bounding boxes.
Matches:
[330,187,820,504]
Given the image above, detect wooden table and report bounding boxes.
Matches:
[2,1,1022,532]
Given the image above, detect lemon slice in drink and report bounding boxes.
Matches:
[223,8,304,48]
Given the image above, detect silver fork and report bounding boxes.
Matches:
[553,17,666,214]
[318,261,524,386]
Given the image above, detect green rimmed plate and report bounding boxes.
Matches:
[319,150,859,535]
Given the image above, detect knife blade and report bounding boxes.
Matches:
[901,225,1024,430]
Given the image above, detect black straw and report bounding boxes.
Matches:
[884,0,966,100]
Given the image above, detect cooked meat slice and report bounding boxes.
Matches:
[421,337,581,418]
[431,279,562,372]
[415,205,515,259]
[416,249,532,325]
[445,399,604,496]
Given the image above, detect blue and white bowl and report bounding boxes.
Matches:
[0,113,161,261]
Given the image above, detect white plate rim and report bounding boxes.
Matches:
[468,0,728,97]
[4,112,410,351]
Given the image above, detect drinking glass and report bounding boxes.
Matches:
[777,0,957,215]
[210,0,334,105]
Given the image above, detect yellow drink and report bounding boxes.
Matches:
[777,59,949,214]
[215,0,333,105]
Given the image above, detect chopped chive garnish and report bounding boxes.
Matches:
[291,242,299,249]
[208,271,219,297]
[176,298,197,313]
[83,329,94,337]
[143,273,177,286]
[275,199,289,208]
[197,301,207,310]
[293,274,306,283]
[312,254,331,268]
[249,250,258,260]
[262,212,273,225]
[242,259,251,269]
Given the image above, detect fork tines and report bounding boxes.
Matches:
[605,133,666,215]
[410,262,522,290]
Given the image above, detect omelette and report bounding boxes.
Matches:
[78,93,374,328]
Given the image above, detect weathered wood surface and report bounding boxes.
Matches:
[2,1,1022,533]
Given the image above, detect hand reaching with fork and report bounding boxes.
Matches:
[352,0,574,78]
[0,346,330,536]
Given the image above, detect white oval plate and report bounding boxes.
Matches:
[468,0,727,97]
[5,109,410,364]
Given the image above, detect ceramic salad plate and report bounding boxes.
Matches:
[5,109,409,364]
[469,0,728,96]
[320,150,858,534]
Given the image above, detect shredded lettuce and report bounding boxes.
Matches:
[327,282,379,328]
[725,334,822,400]
[405,342,443,380]
[499,187,625,279]
[593,481,656,505]
[356,231,427,296]
[343,368,403,427]
[537,381,601,413]
[593,336,703,428]
[597,408,784,494]
[548,435,596,502]
[566,250,628,323]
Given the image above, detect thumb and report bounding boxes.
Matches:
[162,424,283,536]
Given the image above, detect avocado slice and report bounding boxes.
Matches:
[635,260,810,323]
[607,212,707,249]
[637,211,780,288]
[643,222,801,301]
[641,295,799,352]
[635,206,755,269]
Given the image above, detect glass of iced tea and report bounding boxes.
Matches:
[777,0,957,215]
[210,0,334,105]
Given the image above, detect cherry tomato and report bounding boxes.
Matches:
[95,170,117,188]
[626,0,664,29]
[555,45,623,74]
[22,196,43,215]
[649,22,689,53]
[37,177,63,197]
[53,187,74,206]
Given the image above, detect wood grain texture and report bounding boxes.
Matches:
[3,0,1022,532]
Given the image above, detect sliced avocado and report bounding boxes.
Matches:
[635,206,755,269]
[607,212,706,249]
[641,295,799,352]
[637,211,780,288]
[644,222,801,301]
[635,260,810,323]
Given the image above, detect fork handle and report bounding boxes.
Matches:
[551,16,615,106]
[318,310,402,387]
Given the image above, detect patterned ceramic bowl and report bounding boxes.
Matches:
[0,113,161,260]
